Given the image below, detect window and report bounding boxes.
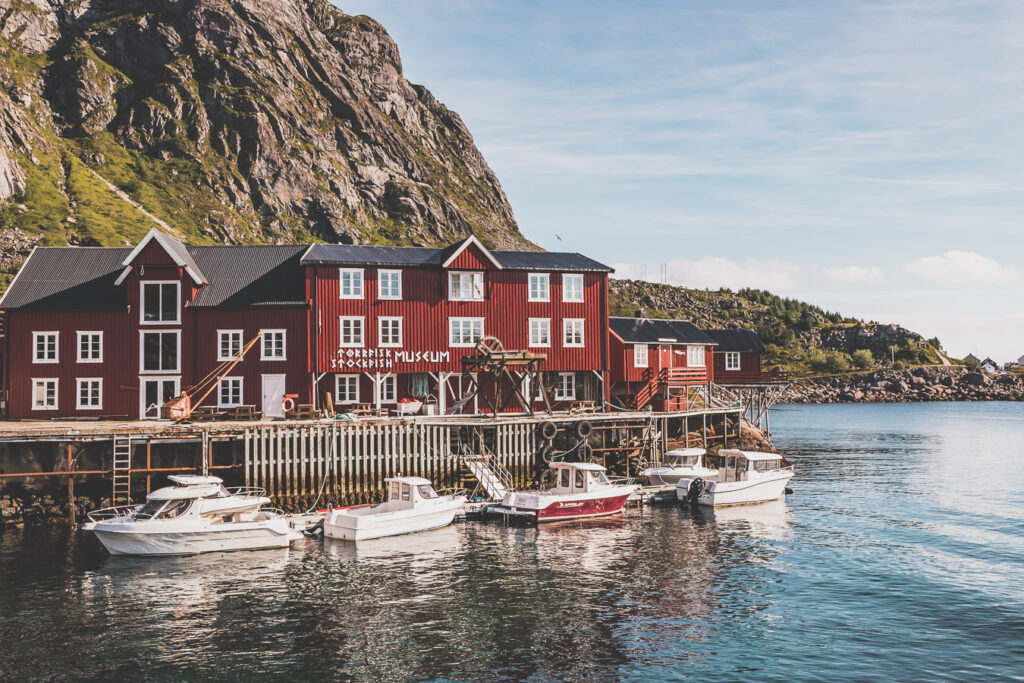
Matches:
[555,372,576,401]
[141,282,179,323]
[725,352,741,371]
[378,317,403,347]
[141,331,179,372]
[32,379,57,410]
[33,332,58,363]
[339,269,364,298]
[687,345,706,368]
[528,273,549,301]
[218,330,243,361]
[76,378,102,410]
[339,317,364,347]
[574,469,585,490]
[559,468,570,489]
[448,271,484,301]
[218,377,243,408]
[336,375,360,404]
[378,374,397,403]
[529,318,551,347]
[261,330,286,360]
[562,274,584,302]
[77,331,102,363]
[563,319,585,347]
[378,270,402,300]
[449,317,484,347]
[634,344,648,368]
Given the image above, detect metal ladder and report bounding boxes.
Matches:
[112,436,132,505]
[462,455,514,501]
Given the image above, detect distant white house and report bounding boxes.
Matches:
[980,357,1000,373]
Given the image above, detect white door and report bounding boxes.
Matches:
[262,374,286,418]
[140,377,180,419]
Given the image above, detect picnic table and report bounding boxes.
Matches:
[191,406,223,421]
[569,400,599,415]
[292,403,319,420]
[225,405,263,421]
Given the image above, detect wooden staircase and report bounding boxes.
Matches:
[112,436,132,505]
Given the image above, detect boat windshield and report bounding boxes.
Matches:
[134,498,193,520]
[671,455,698,467]
[588,471,609,487]
[753,460,780,472]
[134,501,164,519]
[417,484,438,499]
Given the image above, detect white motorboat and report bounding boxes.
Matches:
[324,477,466,541]
[81,476,300,556]
[640,448,715,486]
[676,449,793,507]
[487,462,639,523]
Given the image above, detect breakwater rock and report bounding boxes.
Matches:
[783,366,1024,404]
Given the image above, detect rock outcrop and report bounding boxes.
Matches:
[784,367,1024,404]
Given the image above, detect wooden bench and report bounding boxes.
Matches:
[225,405,262,421]
[569,400,598,415]
[292,403,319,420]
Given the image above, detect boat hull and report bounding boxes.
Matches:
[324,497,465,541]
[90,519,299,556]
[676,470,793,507]
[490,489,635,523]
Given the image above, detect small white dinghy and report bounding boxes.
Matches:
[676,449,793,507]
[324,477,466,541]
[640,448,715,486]
[81,475,301,556]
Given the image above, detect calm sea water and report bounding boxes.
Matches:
[2,402,1023,682]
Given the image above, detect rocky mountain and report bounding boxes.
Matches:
[0,0,529,282]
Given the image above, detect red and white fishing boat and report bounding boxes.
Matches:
[487,462,638,523]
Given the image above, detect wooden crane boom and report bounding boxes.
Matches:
[161,334,262,420]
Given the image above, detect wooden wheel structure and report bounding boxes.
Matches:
[457,336,553,417]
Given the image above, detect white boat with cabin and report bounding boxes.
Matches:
[323,477,466,541]
[488,462,639,523]
[676,449,793,507]
[81,475,300,556]
[640,448,715,486]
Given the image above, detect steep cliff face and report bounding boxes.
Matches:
[0,0,528,263]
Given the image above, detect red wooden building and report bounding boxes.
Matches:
[703,329,787,385]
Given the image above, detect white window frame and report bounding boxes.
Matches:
[139,330,181,374]
[634,344,649,368]
[260,329,286,361]
[528,272,550,302]
[218,329,243,361]
[378,269,402,300]
[378,374,397,403]
[449,317,485,347]
[339,268,364,299]
[562,274,584,303]
[218,376,244,408]
[339,316,364,348]
[76,331,103,363]
[529,318,551,348]
[725,351,741,371]
[687,345,706,368]
[31,378,58,411]
[378,317,403,348]
[32,331,59,364]
[139,280,181,325]
[554,372,576,401]
[448,271,484,301]
[563,319,585,348]
[139,376,180,420]
[335,374,360,404]
[76,378,103,410]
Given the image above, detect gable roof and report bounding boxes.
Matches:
[609,317,716,345]
[302,243,611,272]
[188,246,306,307]
[115,228,207,285]
[440,235,503,269]
[0,247,131,310]
[703,329,767,353]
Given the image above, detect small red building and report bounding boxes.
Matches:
[703,329,786,384]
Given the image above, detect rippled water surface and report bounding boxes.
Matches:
[2,402,1024,682]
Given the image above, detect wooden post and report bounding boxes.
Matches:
[146,441,152,493]
[66,443,75,525]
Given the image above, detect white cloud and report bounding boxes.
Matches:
[814,265,885,287]
[904,250,1019,287]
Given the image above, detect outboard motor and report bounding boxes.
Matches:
[303,517,325,538]
[685,478,704,508]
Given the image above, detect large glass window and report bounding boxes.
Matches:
[687,345,706,368]
[555,372,576,401]
[142,282,179,323]
[218,330,242,361]
[336,375,359,404]
[378,374,396,403]
[77,331,102,363]
[141,331,179,372]
[339,317,364,347]
[448,271,484,301]
[449,318,484,346]
[32,379,57,410]
[528,273,550,301]
[529,318,551,347]
[563,319,585,347]
[378,270,402,300]
[261,330,286,360]
[339,269,364,298]
[379,317,402,347]
[634,344,648,368]
[562,274,584,302]
[33,332,58,363]
[725,352,741,371]
[218,377,243,408]
[76,378,102,410]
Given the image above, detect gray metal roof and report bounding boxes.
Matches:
[703,329,767,353]
[0,247,131,310]
[159,231,207,284]
[189,246,307,307]
[609,317,717,345]
[302,244,612,272]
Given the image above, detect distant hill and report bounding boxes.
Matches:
[609,279,945,377]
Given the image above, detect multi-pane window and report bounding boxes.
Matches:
[218,377,243,408]
[448,271,484,301]
[554,372,576,401]
[378,374,397,403]
[687,345,706,368]
[261,330,286,360]
[336,375,359,404]
[528,273,550,301]
[77,331,102,363]
[562,274,584,302]
[141,282,179,323]
[141,331,179,372]
[32,379,57,410]
[529,318,551,347]
[378,270,402,300]
[725,352,741,371]
[218,330,243,361]
[634,344,648,368]
[340,317,364,347]
[339,268,364,299]
[76,378,102,410]
[449,318,484,347]
[379,317,402,347]
[33,332,58,363]
[563,319,585,347]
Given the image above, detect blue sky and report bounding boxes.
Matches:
[337,0,1024,361]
